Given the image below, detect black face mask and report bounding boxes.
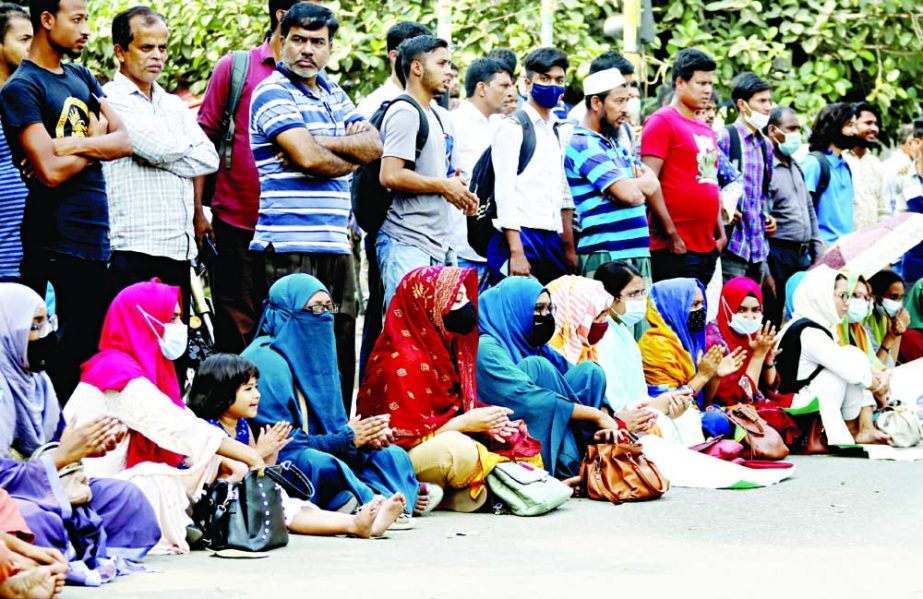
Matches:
[27,333,58,372]
[687,308,706,334]
[443,302,477,335]
[526,313,556,347]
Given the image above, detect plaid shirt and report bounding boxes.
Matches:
[717,120,773,263]
[103,73,219,261]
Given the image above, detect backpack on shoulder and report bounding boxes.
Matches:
[351,94,436,234]
[202,49,250,206]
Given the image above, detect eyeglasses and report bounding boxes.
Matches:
[30,314,58,336]
[534,303,556,317]
[834,292,850,303]
[305,303,340,315]
[619,289,648,301]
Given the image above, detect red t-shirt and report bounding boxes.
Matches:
[641,106,720,253]
[197,43,277,231]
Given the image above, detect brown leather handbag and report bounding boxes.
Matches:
[579,441,669,504]
[724,404,790,460]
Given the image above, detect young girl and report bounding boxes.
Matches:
[188,354,405,538]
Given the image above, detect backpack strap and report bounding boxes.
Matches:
[512,109,536,175]
[726,125,742,171]
[385,94,431,164]
[809,151,831,208]
[217,50,251,170]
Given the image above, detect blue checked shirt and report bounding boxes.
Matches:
[717,120,773,263]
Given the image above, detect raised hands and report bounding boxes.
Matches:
[716,346,747,377]
[54,416,124,469]
[748,322,778,358]
[349,414,394,449]
[255,422,293,461]
[462,406,517,443]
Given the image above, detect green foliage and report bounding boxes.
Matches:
[79,0,923,135]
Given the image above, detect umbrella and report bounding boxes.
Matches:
[815,213,923,278]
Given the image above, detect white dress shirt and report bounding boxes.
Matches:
[103,72,218,261]
[356,78,402,120]
[448,101,497,261]
[491,102,564,233]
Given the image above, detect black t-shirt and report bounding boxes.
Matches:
[0,60,109,261]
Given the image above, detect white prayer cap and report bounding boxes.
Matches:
[583,68,626,96]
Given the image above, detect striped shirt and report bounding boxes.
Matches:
[565,127,649,259]
[249,67,361,255]
[0,119,27,279]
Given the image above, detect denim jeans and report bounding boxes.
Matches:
[376,230,453,306]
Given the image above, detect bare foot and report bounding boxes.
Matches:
[370,493,405,537]
[0,565,59,599]
[854,428,892,445]
[350,498,382,539]
[561,476,581,496]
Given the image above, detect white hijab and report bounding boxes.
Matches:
[790,265,844,343]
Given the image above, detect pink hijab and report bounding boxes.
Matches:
[80,280,184,468]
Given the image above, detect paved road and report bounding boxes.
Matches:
[69,455,922,599]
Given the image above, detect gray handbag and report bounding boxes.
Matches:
[876,401,923,448]
[486,462,572,517]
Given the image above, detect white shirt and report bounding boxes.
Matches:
[447,101,497,261]
[356,78,402,120]
[103,72,218,261]
[882,150,914,213]
[492,102,564,233]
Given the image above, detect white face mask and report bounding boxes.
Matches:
[729,313,762,336]
[617,298,647,326]
[744,106,770,131]
[847,298,870,324]
[139,306,188,361]
[626,97,641,118]
[882,298,903,318]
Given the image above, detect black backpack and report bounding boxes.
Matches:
[202,50,250,206]
[466,110,537,257]
[351,94,439,234]
[807,150,833,208]
[776,318,832,394]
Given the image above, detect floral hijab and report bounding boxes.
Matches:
[546,275,613,364]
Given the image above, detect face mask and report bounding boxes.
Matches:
[847,298,870,323]
[617,299,647,327]
[687,308,706,333]
[587,321,608,346]
[626,97,641,118]
[526,313,556,347]
[729,314,762,336]
[777,131,802,157]
[744,106,770,131]
[443,302,477,335]
[882,298,903,318]
[26,333,57,372]
[530,82,564,109]
[139,306,188,361]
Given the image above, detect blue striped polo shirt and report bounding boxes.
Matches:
[565,127,650,259]
[0,121,27,280]
[249,67,362,255]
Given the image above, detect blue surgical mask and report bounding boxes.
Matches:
[617,299,647,327]
[778,131,802,157]
[530,82,564,109]
[847,298,870,323]
[729,314,762,336]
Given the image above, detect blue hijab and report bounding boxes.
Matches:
[256,274,345,434]
[650,278,707,362]
[785,271,807,321]
[479,277,551,363]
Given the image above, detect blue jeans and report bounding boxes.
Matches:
[376,230,453,306]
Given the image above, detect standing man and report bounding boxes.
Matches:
[716,72,775,284]
[801,102,858,247]
[489,47,572,285]
[356,21,432,119]
[844,101,888,230]
[249,3,381,408]
[883,123,922,214]
[642,48,724,285]
[103,7,218,313]
[0,3,32,282]
[447,56,513,288]
[764,106,822,324]
[0,0,132,401]
[197,0,302,353]
[376,35,477,304]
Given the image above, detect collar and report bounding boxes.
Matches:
[258,41,275,64]
[111,70,163,102]
[733,119,762,140]
[573,125,614,148]
[275,63,331,98]
[459,100,490,124]
[523,101,557,127]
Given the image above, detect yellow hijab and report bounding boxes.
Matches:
[638,298,695,388]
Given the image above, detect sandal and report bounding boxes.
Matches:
[388,513,415,531]
[413,482,444,516]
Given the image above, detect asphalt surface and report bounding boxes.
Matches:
[68,455,923,599]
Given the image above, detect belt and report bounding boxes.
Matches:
[769,238,811,254]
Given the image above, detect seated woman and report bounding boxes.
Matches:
[0,283,160,581]
[867,270,910,367]
[780,266,890,445]
[899,278,923,363]
[592,262,693,436]
[62,280,262,555]
[546,275,614,366]
[476,277,622,480]
[705,276,780,406]
[358,267,542,512]
[0,489,66,599]
[840,274,893,406]
[638,278,743,445]
[242,274,419,522]
[188,354,405,536]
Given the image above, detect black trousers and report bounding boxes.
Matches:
[358,231,383,383]
[21,251,108,405]
[766,240,812,325]
[211,215,263,354]
[650,248,719,287]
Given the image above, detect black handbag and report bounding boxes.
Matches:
[264,460,315,501]
[194,469,289,552]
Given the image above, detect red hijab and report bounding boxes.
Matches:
[715,276,764,353]
[80,280,184,468]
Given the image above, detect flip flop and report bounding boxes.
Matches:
[388,513,415,531]
[413,483,444,516]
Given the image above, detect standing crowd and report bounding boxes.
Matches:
[0,0,922,595]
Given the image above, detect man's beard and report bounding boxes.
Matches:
[50,39,83,60]
[857,136,879,150]
[600,118,621,141]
